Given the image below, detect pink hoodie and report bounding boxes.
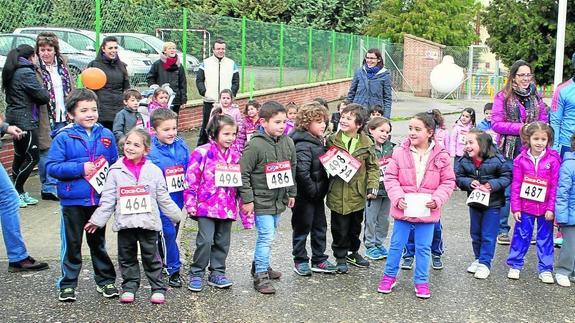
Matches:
[449,120,473,157]
[435,127,450,151]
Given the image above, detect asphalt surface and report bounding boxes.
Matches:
[1,94,572,322]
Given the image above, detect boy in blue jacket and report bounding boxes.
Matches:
[147,108,190,288]
[46,89,118,302]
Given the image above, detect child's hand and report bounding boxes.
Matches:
[83,162,95,176]
[242,202,254,215]
[397,198,407,210]
[482,183,492,192]
[367,193,376,200]
[425,200,437,209]
[513,212,522,222]
[287,197,295,208]
[545,211,554,221]
[84,222,99,234]
[470,180,480,189]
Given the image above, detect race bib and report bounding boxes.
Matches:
[519,175,547,203]
[119,185,152,215]
[215,163,242,187]
[246,130,255,142]
[378,157,389,182]
[319,147,361,183]
[165,165,186,193]
[466,189,490,207]
[84,156,109,194]
[265,161,294,189]
[459,134,467,145]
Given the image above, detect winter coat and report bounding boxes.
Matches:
[326,131,380,215]
[87,55,130,123]
[449,120,473,157]
[384,139,456,223]
[112,107,144,143]
[236,116,260,150]
[374,140,395,197]
[455,153,512,208]
[290,129,329,201]
[5,61,50,130]
[331,112,340,132]
[284,120,295,136]
[550,79,575,151]
[477,119,492,132]
[434,127,450,151]
[511,148,560,216]
[347,66,392,113]
[184,140,251,227]
[238,130,297,215]
[555,151,575,226]
[46,123,118,206]
[146,55,188,107]
[196,56,239,103]
[89,158,181,232]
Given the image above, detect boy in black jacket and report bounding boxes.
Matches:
[289,102,337,276]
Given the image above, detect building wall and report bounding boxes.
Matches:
[402,34,445,97]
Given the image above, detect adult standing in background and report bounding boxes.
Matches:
[347,48,392,118]
[146,41,187,115]
[87,36,130,130]
[196,38,239,146]
[550,53,575,158]
[35,32,73,201]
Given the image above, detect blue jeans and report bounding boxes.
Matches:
[38,122,66,195]
[254,214,280,274]
[469,207,500,268]
[507,213,554,272]
[403,221,443,258]
[0,165,29,262]
[384,220,434,284]
[498,159,513,235]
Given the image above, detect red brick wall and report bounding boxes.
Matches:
[402,34,445,97]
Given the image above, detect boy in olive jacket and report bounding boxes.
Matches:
[239,101,297,294]
[326,104,379,273]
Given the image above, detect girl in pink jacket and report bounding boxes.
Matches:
[430,109,449,150]
[449,108,476,158]
[236,100,261,149]
[184,114,251,292]
[507,122,560,283]
[377,112,455,299]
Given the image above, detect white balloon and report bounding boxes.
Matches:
[430,55,464,93]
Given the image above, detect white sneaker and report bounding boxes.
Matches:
[467,260,479,273]
[507,268,520,280]
[474,264,490,279]
[538,271,554,284]
[555,274,571,287]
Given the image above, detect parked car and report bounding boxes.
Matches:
[108,32,200,73]
[13,27,153,84]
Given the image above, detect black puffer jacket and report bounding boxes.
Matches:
[146,57,187,107]
[290,129,329,201]
[87,55,130,123]
[5,62,50,130]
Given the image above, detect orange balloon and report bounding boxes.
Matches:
[81,67,107,90]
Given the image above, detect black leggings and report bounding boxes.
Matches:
[12,128,39,194]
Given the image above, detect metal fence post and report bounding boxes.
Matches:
[240,17,247,93]
[307,27,313,83]
[94,0,101,50]
[347,34,354,77]
[467,45,473,100]
[181,8,188,71]
[331,30,335,80]
[279,23,284,88]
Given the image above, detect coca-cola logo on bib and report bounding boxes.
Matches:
[120,186,149,195]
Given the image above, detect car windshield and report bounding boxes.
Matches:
[141,35,167,50]
[58,40,82,54]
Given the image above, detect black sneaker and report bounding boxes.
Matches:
[96,283,119,298]
[58,288,76,302]
[431,255,444,270]
[168,272,183,288]
[336,262,349,274]
[346,252,370,268]
[401,257,414,270]
[497,234,511,245]
[8,256,49,272]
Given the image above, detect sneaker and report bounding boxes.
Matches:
[431,255,443,270]
[20,192,38,205]
[8,256,49,272]
[377,246,389,258]
[336,261,348,274]
[311,260,337,273]
[18,194,27,208]
[401,257,414,270]
[414,283,431,299]
[377,275,397,294]
[538,271,554,284]
[187,276,203,292]
[41,191,59,201]
[497,234,511,245]
[168,272,182,288]
[120,291,135,303]
[466,260,479,274]
[96,283,119,298]
[58,287,76,302]
[253,272,276,294]
[250,262,282,280]
[365,247,385,260]
[555,273,571,287]
[530,238,536,245]
[474,264,490,279]
[293,262,312,276]
[208,274,233,288]
[507,268,520,280]
[346,252,370,268]
[150,292,165,304]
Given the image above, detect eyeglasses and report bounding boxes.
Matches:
[106,46,118,50]
[365,56,378,60]
[516,73,533,78]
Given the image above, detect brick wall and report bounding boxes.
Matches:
[402,34,445,97]
[1,78,351,171]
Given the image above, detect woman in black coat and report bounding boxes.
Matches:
[1,44,50,206]
[146,41,187,115]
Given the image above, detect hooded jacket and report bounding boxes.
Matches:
[449,120,473,157]
[555,151,575,226]
[146,55,188,107]
[550,79,575,151]
[290,129,329,201]
[347,66,392,113]
[87,55,130,123]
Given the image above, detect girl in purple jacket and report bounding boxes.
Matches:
[507,122,560,284]
[236,100,260,149]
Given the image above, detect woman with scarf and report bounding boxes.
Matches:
[347,48,392,118]
[1,44,50,207]
[492,59,548,245]
[87,36,130,130]
[35,32,73,201]
[146,42,188,115]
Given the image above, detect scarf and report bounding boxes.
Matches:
[364,64,381,80]
[161,53,179,71]
[38,56,72,125]
[499,83,539,159]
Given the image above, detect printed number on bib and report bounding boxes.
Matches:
[246,130,255,142]
[519,175,547,203]
[166,165,187,193]
[319,147,361,183]
[466,189,490,207]
[119,185,152,215]
[215,163,242,187]
[378,157,389,182]
[84,156,109,194]
[265,161,293,189]
[459,134,467,145]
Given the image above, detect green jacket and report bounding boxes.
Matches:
[239,131,297,215]
[326,131,379,215]
[375,140,395,197]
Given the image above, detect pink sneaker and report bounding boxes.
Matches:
[119,292,135,304]
[414,283,430,299]
[150,292,165,304]
[377,275,397,294]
